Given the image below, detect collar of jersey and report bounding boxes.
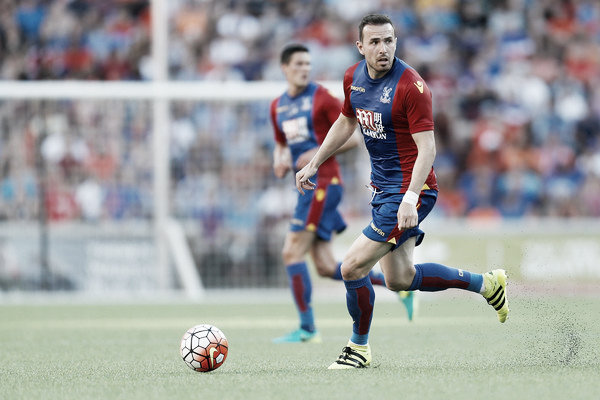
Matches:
[362,57,399,83]
[285,81,315,99]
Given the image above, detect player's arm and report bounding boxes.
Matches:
[334,127,361,154]
[295,114,357,194]
[397,130,436,229]
[321,86,360,156]
[270,98,292,178]
[273,141,292,178]
[295,127,360,169]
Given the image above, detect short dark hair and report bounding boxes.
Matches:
[280,44,309,65]
[358,14,394,42]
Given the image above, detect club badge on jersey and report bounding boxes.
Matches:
[379,86,392,104]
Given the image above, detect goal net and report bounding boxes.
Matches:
[0,80,359,298]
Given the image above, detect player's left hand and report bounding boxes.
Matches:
[295,164,317,195]
[397,202,418,229]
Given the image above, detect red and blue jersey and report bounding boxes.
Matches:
[341,57,438,193]
[270,82,342,183]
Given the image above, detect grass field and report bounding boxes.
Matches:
[1,288,599,400]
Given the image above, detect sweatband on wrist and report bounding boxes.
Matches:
[401,190,419,206]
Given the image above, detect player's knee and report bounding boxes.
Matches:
[340,258,362,280]
[314,264,331,277]
[312,258,334,277]
[386,279,410,292]
[385,267,415,291]
[281,246,303,265]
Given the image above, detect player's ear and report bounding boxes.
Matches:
[356,41,364,55]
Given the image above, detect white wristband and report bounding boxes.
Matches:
[401,190,419,206]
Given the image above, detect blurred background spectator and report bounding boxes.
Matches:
[0,0,599,227]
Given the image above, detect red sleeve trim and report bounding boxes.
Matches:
[270,98,287,144]
[400,70,434,134]
[341,63,360,118]
[314,85,342,126]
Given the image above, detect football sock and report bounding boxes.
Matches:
[345,275,375,345]
[368,269,386,286]
[332,263,386,287]
[408,263,483,293]
[332,263,343,280]
[286,262,315,332]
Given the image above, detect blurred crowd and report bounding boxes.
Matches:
[0,100,153,221]
[0,0,150,80]
[1,0,600,225]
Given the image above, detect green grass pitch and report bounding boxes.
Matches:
[1,291,599,400]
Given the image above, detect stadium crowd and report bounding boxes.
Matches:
[1,0,599,227]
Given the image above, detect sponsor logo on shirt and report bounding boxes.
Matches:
[351,85,366,93]
[355,108,386,140]
[282,116,310,144]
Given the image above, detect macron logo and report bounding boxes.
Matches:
[370,222,386,237]
[414,81,424,94]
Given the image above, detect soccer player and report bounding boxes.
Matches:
[270,43,410,344]
[295,14,509,367]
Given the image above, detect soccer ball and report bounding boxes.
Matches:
[180,324,229,372]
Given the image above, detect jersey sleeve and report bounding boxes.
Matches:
[314,85,342,125]
[402,70,434,134]
[341,63,360,118]
[270,98,286,145]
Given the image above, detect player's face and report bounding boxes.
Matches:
[357,23,397,79]
[282,51,311,91]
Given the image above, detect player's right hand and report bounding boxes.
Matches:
[295,164,317,194]
[273,145,292,178]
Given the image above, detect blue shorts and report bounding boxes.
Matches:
[362,189,438,250]
[291,180,347,241]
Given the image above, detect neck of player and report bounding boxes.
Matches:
[287,83,307,97]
